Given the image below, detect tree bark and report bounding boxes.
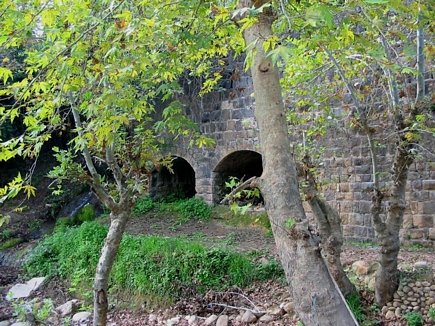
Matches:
[93,206,131,326]
[373,130,413,306]
[238,1,357,324]
[299,157,357,297]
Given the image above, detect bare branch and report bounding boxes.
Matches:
[220,176,257,204]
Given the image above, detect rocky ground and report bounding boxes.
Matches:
[1,203,435,325]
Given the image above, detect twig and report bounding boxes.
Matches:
[214,291,260,311]
[208,303,266,314]
[220,176,257,204]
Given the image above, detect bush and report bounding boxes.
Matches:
[404,312,423,326]
[75,205,95,222]
[132,196,155,216]
[171,197,212,221]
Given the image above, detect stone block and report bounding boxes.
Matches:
[421,202,435,214]
[342,225,355,237]
[409,229,425,239]
[428,228,435,240]
[349,213,364,226]
[413,215,433,228]
[358,201,371,214]
[403,215,413,229]
[411,180,423,190]
[408,201,418,214]
[423,180,435,190]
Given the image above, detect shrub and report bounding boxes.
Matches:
[75,205,95,222]
[132,196,155,216]
[404,312,423,326]
[172,197,212,221]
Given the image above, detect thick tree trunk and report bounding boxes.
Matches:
[373,138,413,306]
[93,208,131,326]
[238,1,357,324]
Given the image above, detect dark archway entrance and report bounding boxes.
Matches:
[150,157,196,200]
[213,150,263,204]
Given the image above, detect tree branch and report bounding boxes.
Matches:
[220,176,257,204]
[68,91,116,209]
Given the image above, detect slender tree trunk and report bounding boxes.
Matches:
[373,132,413,306]
[298,156,357,297]
[238,1,357,324]
[93,207,131,326]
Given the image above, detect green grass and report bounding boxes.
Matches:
[132,196,212,222]
[24,221,283,306]
[403,312,424,326]
[0,237,25,250]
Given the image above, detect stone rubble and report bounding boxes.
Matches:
[1,259,434,325]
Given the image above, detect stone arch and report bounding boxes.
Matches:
[212,150,263,204]
[149,156,196,200]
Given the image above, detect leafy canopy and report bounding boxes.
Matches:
[0,0,243,215]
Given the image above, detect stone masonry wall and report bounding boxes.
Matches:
[159,55,435,246]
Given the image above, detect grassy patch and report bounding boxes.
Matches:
[213,205,270,231]
[0,237,25,250]
[133,196,212,223]
[24,221,283,307]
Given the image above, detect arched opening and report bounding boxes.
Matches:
[150,156,196,200]
[213,150,263,205]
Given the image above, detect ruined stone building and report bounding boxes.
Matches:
[149,56,435,246]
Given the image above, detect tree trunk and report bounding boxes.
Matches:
[238,1,357,324]
[373,135,413,306]
[93,208,131,326]
[298,156,358,297]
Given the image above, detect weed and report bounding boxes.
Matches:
[0,237,24,250]
[0,228,16,240]
[11,298,53,323]
[346,295,366,324]
[403,312,423,326]
[172,197,212,221]
[347,240,377,248]
[428,307,435,321]
[75,205,95,223]
[33,299,54,322]
[132,196,155,216]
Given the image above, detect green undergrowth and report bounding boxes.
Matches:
[0,237,25,250]
[212,205,271,234]
[133,196,212,222]
[24,221,283,307]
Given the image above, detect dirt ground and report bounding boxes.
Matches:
[1,199,435,325]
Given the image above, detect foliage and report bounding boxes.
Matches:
[76,205,95,223]
[0,0,238,207]
[403,312,424,326]
[0,228,17,241]
[25,221,283,303]
[0,237,24,250]
[224,176,261,215]
[11,298,54,323]
[135,195,213,223]
[170,197,212,221]
[132,196,155,216]
[429,307,435,321]
[345,295,366,324]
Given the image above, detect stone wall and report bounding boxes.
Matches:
[153,55,435,246]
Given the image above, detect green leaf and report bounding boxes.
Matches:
[285,217,296,229]
[364,0,389,3]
